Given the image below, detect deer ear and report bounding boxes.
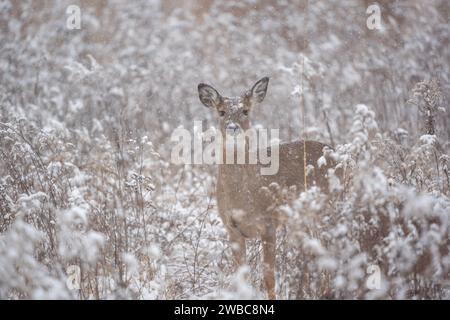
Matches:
[198,83,222,109]
[250,77,269,103]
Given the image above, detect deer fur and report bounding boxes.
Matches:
[198,77,335,299]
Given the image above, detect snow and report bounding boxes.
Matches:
[420,134,437,145]
[0,0,449,301]
[317,156,327,168]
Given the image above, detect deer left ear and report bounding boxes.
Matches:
[198,83,222,109]
[250,77,269,103]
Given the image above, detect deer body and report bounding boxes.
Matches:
[217,140,330,238]
[198,77,334,299]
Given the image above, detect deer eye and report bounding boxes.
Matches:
[219,111,225,117]
[243,110,249,116]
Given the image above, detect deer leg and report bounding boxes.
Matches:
[229,231,246,267]
[262,230,276,300]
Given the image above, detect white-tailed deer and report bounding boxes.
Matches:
[198,77,336,299]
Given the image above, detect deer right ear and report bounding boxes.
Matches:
[250,77,269,104]
[198,83,222,109]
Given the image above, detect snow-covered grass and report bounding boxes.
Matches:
[0,0,449,299]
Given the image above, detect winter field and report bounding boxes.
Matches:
[0,0,449,299]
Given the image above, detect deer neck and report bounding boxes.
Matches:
[218,135,255,183]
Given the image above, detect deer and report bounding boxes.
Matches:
[197,77,337,299]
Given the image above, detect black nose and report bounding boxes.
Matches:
[226,123,238,131]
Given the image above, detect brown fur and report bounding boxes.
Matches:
[198,77,335,299]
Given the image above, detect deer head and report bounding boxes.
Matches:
[198,77,269,136]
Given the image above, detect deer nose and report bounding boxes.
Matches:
[226,122,240,135]
[227,123,237,130]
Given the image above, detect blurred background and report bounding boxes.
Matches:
[2,0,449,146]
[0,0,449,299]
